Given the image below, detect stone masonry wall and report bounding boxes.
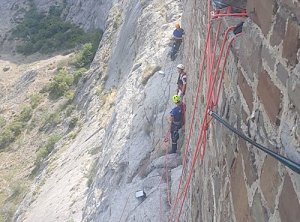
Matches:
[181,0,300,221]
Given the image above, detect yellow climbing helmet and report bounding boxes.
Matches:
[172,95,181,104]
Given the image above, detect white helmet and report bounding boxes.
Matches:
[177,64,185,70]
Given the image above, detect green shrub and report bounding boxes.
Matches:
[65,104,76,116]
[0,120,25,150]
[48,69,74,99]
[6,183,27,203]
[68,116,78,129]
[73,68,87,85]
[0,116,6,129]
[40,84,50,94]
[0,108,31,149]
[30,94,43,108]
[48,5,63,17]
[65,91,75,103]
[73,43,94,68]
[7,121,25,136]
[113,10,122,30]
[0,129,14,150]
[18,106,33,122]
[46,134,62,150]
[36,134,61,163]
[11,5,102,55]
[44,112,61,128]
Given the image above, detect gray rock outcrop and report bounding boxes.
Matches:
[33,0,114,30]
[13,0,185,221]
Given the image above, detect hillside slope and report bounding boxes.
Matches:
[10,0,185,221]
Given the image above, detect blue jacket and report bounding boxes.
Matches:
[173,28,185,39]
[170,105,182,125]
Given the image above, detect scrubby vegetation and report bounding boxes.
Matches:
[44,65,87,100]
[48,69,74,99]
[1,182,29,222]
[73,43,96,68]
[11,5,102,56]
[19,106,33,122]
[35,134,62,165]
[0,116,6,129]
[0,106,33,150]
[41,111,61,130]
[29,94,43,109]
[68,116,79,130]
[73,68,88,85]
[0,2,100,217]
[0,3,100,220]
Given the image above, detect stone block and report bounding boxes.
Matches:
[278,174,300,222]
[262,46,275,71]
[276,63,289,86]
[260,156,282,211]
[238,140,258,186]
[287,75,300,113]
[238,22,263,81]
[278,0,300,21]
[238,69,254,112]
[270,8,288,46]
[282,18,300,67]
[219,196,233,222]
[247,0,275,36]
[230,153,251,222]
[241,108,248,124]
[250,191,269,222]
[223,134,236,172]
[206,180,214,221]
[257,69,282,124]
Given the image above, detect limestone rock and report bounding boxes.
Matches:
[3,65,10,72]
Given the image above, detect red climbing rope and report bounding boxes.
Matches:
[164,139,172,207]
[175,29,241,222]
[213,33,242,106]
[168,1,247,221]
[159,130,173,221]
[168,22,211,222]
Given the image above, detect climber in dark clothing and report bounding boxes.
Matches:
[173,23,185,39]
[172,23,185,51]
[168,95,183,154]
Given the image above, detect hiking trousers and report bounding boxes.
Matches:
[171,124,180,153]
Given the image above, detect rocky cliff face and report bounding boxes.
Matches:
[2,0,299,221]
[33,0,113,31]
[0,0,112,53]
[11,0,185,221]
[180,0,300,221]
